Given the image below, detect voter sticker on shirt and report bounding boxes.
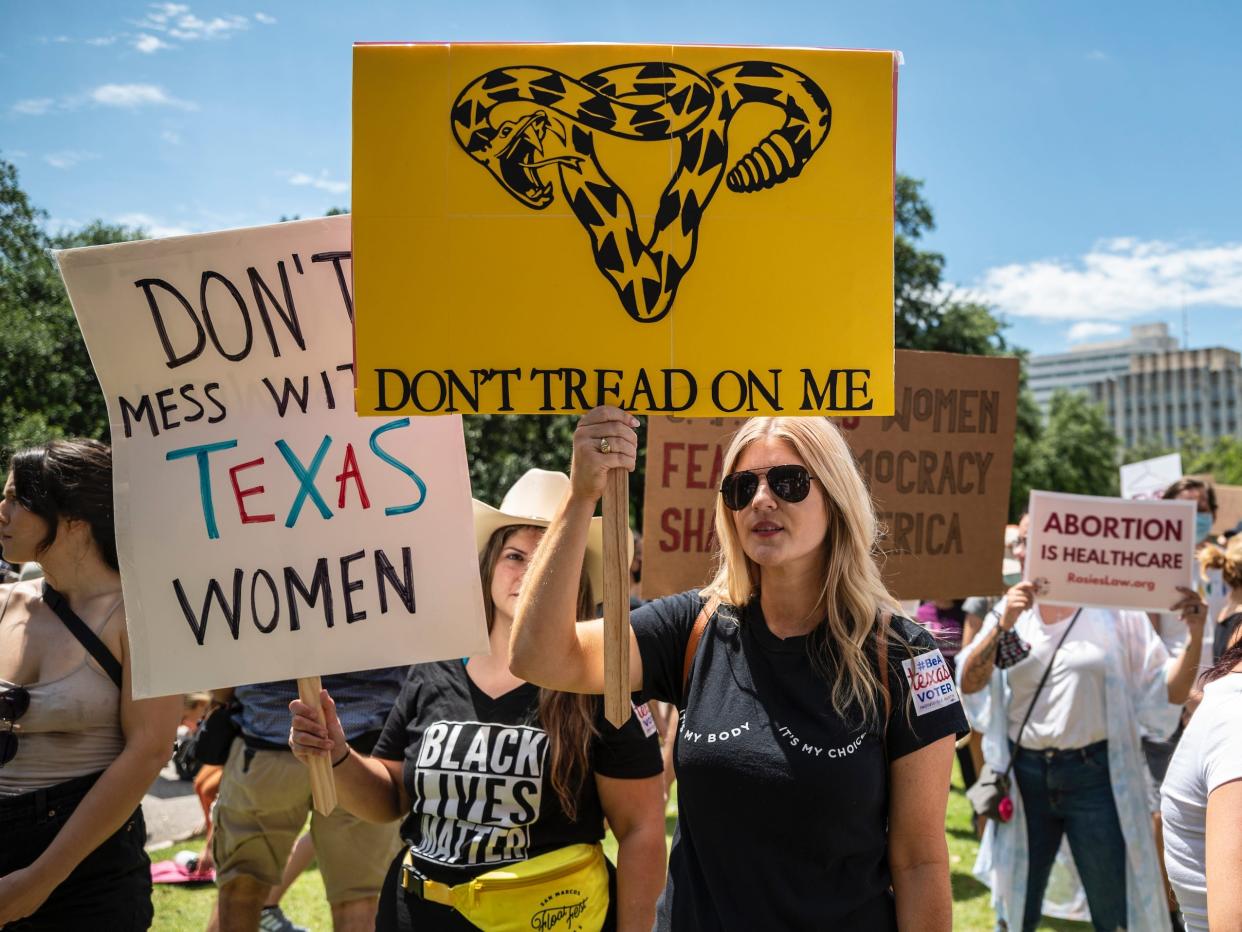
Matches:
[901,649,960,716]
[633,701,658,738]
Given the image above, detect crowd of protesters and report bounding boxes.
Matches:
[2,418,1240,931]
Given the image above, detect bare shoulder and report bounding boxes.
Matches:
[0,579,42,620]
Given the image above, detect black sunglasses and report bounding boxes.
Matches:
[0,685,30,767]
[720,464,816,511]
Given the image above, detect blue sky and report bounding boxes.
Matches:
[4,0,1240,357]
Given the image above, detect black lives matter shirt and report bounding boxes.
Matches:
[372,660,662,889]
[633,591,969,931]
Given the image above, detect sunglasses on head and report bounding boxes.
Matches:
[719,464,816,511]
[0,685,30,767]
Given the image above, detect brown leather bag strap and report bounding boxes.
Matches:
[877,611,892,742]
[682,596,721,700]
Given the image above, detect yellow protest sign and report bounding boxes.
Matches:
[353,43,897,416]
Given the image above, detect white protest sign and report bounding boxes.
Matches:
[1025,490,1196,612]
[57,216,489,698]
[1120,453,1182,500]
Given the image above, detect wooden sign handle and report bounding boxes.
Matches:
[602,467,632,727]
[297,676,338,815]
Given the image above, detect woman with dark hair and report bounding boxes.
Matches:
[510,409,968,930]
[1160,636,1242,931]
[0,439,181,928]
[289,469,666,931]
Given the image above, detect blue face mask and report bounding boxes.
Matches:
[1195,512,1214,542]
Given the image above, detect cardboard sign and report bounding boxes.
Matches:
[1120,453,1183,500]
[641,416,746,599]
[353,43,897,417]
[1207,483,1242,536]
[1025,491,1196,612]
[841,351,1019,599]
[56,217,489,698]
[639,351,1020,600]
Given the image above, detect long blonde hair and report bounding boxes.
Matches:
[702,417,901,724]
[479,525,598,820]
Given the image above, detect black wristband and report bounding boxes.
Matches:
[331,746,350,768]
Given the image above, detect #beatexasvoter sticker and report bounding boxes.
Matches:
[632,701,658,738]
[901,649,959,715]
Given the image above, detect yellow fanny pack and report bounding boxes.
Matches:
[400,842,609,931]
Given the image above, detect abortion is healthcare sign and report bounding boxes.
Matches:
[57,217,489,698]
[353,43,898,417]
[1025,491,1197,613]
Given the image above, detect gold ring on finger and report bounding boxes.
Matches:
[598,437,611,454]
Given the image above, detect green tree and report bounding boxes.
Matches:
[0,158,144,454]
[893,176,1010,357]
[1120,435,1176,465]
[1016,391,1119,502]
[893,175,1045,520]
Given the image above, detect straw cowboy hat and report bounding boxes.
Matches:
[472,468,633,603]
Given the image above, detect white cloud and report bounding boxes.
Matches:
[89,83,196,110]
[254,12,276,24]
[136,3,249,41]
[133,33,172,53]
[1066,321,1123,343]
[972,238,1242,321]
[12,97,56,116]
[286,170,350,195]
[86,36,119,46]
[115,212,194,238]
[44,150,99,169]
[1086,49,1110,62]
[160,129,182,144]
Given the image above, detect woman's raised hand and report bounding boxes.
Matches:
[1171,585,1208,633]
[288,689,348,766]
[570,406,641,502]
[1000,580,1037,630]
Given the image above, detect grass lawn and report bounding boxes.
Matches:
[148,764,1090,930]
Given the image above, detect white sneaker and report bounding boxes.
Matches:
[258,905,308,932]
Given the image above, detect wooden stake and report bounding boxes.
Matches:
[297,675,338,815]
[602,467,631,727]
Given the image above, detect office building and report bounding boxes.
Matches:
[1088,347,1242,448]
[1028,323,1179,409]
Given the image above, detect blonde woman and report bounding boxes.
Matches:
[511,408,968,931]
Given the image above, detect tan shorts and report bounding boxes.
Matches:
[212,739,402,904]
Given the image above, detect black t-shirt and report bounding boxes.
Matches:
[372,660,663,889]
[633,591,969,931]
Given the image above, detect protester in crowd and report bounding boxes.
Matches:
[1163,477,1218,549]
[211,667,409,932]
[290,468,666,932]
[510,409,967,930]
[1199,537,1242,664]
[1159,635,1242,932]
[916,599,978,790]
[0,439,181,928]
[958,507,1208,932]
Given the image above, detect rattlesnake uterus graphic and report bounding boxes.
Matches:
[451,61,832,323]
